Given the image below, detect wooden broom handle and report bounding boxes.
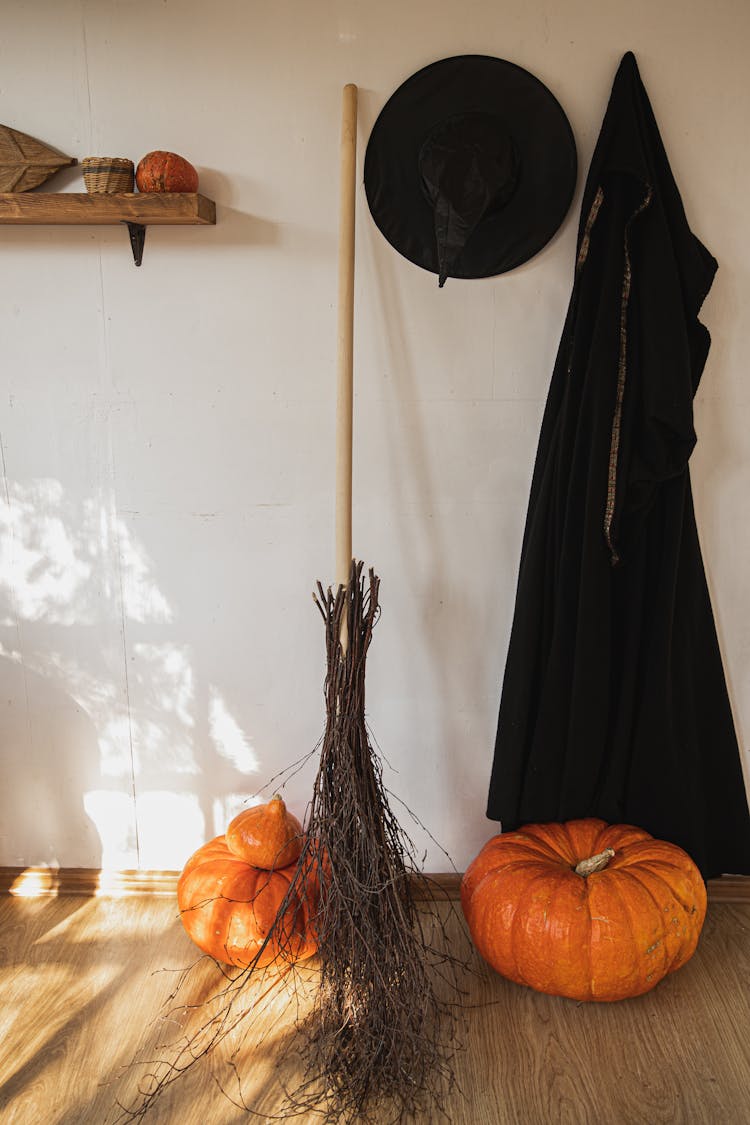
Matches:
[335,83,357,593]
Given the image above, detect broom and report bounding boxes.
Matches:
[115,84,461,1125]
[279,82,462,1124]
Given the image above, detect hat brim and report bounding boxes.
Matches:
[364,55,577,280]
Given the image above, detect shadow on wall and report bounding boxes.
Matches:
[0,477,265,871]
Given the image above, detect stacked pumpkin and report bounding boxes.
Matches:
[461,818,707,1002]
[178,795,317,968]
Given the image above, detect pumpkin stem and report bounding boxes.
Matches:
[575,847,615,877]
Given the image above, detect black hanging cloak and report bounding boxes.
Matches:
[486,52,750,878]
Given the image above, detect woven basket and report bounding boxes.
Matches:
[82,157,134,193]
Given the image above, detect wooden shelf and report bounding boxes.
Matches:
[0,191,215,224]
[0,191,216,264]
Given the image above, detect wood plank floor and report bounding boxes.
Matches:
[0,895,748,1124]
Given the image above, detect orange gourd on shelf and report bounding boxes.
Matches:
[135,150,198,193]
[461,818,707,1002]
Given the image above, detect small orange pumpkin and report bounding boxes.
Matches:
[226,795,303,869]
[135,150,198,193]
[461,818,707,1002]
[177,834,316,967]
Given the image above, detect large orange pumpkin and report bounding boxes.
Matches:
[177,835,317,968]
[461,818,707,1002]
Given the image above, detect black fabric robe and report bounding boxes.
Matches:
[486,52,750,879]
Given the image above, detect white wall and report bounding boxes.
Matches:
[1,0,748,873]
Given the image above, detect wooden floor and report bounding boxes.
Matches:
[1,895,748,1124]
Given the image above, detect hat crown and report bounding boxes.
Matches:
[418,112,519,286]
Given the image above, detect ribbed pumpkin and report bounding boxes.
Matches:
[226,795,303,870]
[177,835,317,968]
[461,818,707,1002]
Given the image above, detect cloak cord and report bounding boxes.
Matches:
[603,183,654,565]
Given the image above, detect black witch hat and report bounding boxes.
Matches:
[364,55,577,286]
